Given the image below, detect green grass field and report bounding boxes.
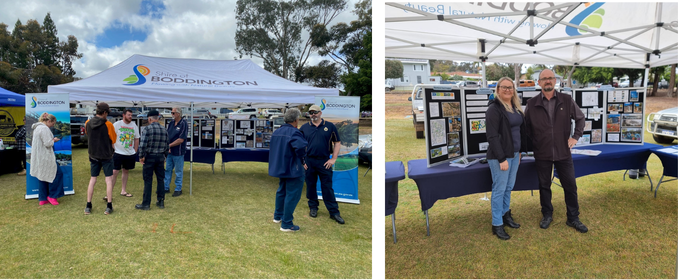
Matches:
[385,118,677,279]
[0,146,372,278]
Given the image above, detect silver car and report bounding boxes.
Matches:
[647,107,678,144]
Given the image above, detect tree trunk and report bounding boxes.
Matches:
[651,68,660,97]
[669,64,676,97]
[513,63,522,88]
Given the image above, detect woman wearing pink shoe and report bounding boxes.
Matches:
[31,112,64,205]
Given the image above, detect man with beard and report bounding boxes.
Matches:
[525,69,588,233]
[104,109,140,200]
[299,105,344,224]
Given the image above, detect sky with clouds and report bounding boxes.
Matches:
[0,0,360,79]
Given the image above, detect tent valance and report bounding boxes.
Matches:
[0,87,25,107]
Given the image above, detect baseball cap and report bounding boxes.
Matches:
[308,105,322,112]
[147,110,160,117]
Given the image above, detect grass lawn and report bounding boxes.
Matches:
[385,93,677,278]
[0,146,372,278]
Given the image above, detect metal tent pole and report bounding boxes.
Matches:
[190,102,194,196]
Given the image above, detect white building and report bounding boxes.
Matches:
[386,58,432,87]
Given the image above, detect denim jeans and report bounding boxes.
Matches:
[274,175,305,228]
[164,154,184,192]
[488,152,521,226]
[38,162,64,201]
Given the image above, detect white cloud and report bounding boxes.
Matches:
[0,0,361,79]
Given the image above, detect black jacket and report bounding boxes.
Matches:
[485,99,529,163]
[85,116,115,161]
[524,90,585,161]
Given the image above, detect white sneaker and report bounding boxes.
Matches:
[273,219,281,223]
[280,225,300,232]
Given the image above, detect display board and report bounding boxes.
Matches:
[234,120,255,148]
[574,90,605,146]
[604,88,645,144]
[191,119,200,147]
[423,85,464,167]
[24,93,74,199]
[254,119,273,148]
[200,119,216,148]
[463,88,493,156]
[220,119,235,148]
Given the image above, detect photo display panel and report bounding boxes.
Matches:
[574,89,605,146]
[464,88,493,156]
[220,119,235,148]
[200,119,216,148]
[235,120,255,148]
[255,119,273,148]
[605,88,645,144]
[423,86,464,167]
[191,119,200,147]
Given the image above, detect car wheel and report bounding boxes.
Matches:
[652,134,675,144]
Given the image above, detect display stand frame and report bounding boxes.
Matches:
[422,85,464,167]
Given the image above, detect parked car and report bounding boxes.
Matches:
[464,81,480,88]
[193,109,217,119]
[261,108,283,118]
[647,106,678,144]
[70,114,92,146]
[488,82,497,88]
[385,80,395,91]
[108,108,123,118]
[519,80,535,87]
[228,107,259,119]
[361,111,372,118]
[659,79,669,89]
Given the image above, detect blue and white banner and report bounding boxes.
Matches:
[25,93,74,199]
[314,96,360,204]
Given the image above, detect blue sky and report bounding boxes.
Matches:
[94,0,165,49]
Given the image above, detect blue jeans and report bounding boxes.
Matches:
[488,152,521,226]
[38,162,64,201]
[274,175,304,229]
[164,154,184,191]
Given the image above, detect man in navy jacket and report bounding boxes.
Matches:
[268,108,308,232]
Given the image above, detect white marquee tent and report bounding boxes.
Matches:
[48,54,338,107]
[386,2,678,85]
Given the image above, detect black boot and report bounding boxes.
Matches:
[492,225,510,240]
[502,209,521,228]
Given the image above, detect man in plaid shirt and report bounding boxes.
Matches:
[16,116,26,176]
[136,110,169,210]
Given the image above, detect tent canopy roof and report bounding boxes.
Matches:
[48,54,338,108]
[0,87,24,107]
[386,2,678,69]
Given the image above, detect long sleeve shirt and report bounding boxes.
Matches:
[139,122,169,158]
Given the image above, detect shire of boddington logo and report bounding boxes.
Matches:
[123,64,151,86]
[320,99,328,110]
[30,96,38,108]
[566,2,605,36]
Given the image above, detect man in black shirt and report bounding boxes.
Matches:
[135,110,169,210]
[299,105,344,224]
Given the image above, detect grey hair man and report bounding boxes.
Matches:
[269,108,308,232]
[165,107,188,196]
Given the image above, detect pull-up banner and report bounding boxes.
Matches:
[313,96,361,204]
[25,93,74,199]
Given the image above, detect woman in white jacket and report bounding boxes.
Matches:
[31,112,64,205]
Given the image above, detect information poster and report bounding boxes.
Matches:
[464,88,493,156]
[0,106,25,146]
[25,93,74,199]
[235,120,254,148]
[254,119,272,148]
[314,96,361,204]
[220,119,234,148]
[574,90,604,147]
[423,86,464,167]
[606,88,645,144]
[200,119,215,148]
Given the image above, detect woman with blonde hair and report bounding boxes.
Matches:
[485,77,529,240]
[31,112,64,205]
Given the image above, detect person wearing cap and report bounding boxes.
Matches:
[135,110,169,210]
[165,107,188,197]
[269,108,308,232]
[84,102,117,215]
[299,105,344,224]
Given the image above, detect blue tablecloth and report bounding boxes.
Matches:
[408,157,539,212]
[554,143,661,178]
[219,149,269,163]
[386,161,405,216]
[651,145,678,178]
[184,148,218,165]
